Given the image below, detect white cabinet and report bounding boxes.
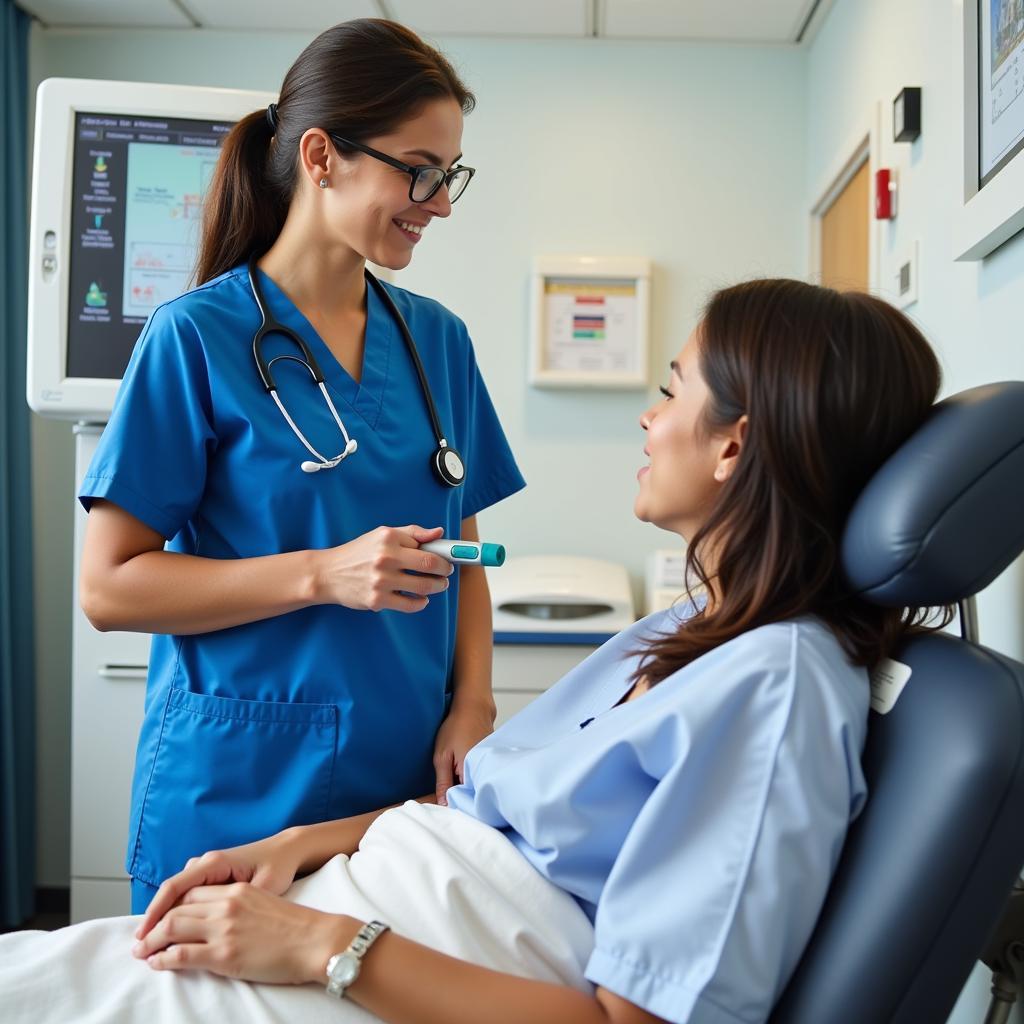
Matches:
[71,878,132,923]
[492,642,599,727]
[70,426,148,922]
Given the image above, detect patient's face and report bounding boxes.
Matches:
[635,329,723,540]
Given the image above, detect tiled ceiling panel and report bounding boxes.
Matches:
[16,0,193,28]
[184,0,379,31]
[602,0,816,42]
[16,0,830,43]
[387,0,591,38]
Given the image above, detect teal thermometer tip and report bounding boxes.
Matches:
[421,538,506,567]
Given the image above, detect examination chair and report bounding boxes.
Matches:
[769,381,1024,1024]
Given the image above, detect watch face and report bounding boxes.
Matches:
[332,953,359,987]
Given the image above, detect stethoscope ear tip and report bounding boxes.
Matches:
[345,439,358,455]
[300,460,321,473]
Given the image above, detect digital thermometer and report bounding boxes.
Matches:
[421,539,506,566]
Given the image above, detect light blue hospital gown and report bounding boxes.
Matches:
[78,264,525,896]
[446,606,869,1024]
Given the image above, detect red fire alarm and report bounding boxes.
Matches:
[875,168,896,219]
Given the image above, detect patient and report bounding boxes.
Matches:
[0,279,947,1024]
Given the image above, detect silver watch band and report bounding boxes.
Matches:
[325,919,390,998]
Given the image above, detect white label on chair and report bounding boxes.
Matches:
[869,658,912,714]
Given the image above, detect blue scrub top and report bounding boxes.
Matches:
[80,264,525,888]
[446,608,869,1024]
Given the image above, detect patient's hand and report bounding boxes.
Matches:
[135,831,303,941]
[132,882,354,985]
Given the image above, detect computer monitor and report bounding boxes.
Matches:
[27,78,275,421]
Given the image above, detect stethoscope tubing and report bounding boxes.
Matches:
[246,255,464,486]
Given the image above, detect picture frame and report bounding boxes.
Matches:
[529,255,651,389]
[953,0,1024,261]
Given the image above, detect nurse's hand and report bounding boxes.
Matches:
[318,524,454,612]
[433,700,495,805]
[134,831,303,941]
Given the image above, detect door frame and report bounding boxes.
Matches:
[808,101,882,293]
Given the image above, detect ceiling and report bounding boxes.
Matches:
[16,0,834,44]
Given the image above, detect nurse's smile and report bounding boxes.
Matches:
[394,218,426,243]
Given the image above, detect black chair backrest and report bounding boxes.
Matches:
[771,382,1024,1024]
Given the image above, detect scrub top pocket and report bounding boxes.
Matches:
[129,687,338,886]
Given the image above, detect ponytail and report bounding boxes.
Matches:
[194,110,287,285]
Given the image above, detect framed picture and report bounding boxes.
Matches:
[529,255,651,389]
[954,0,1024,260]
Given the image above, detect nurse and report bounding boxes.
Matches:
[77,18,524,913]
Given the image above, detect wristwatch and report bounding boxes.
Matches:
[325,919,390,998]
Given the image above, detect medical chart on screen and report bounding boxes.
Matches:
[543,279,639,375]
[67,113,231,380]
[122,144,218,318]
[981,0,1024,182]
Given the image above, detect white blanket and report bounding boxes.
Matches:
[0,802,595,1023]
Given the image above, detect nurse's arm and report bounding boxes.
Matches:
[79,499,325,633]
[79,500,452,634]
[432,516,497,801]
[449,515,497,717]
[283,794,437,876]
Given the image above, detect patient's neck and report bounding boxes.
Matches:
[619,677,651,705]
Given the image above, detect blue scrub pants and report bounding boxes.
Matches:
[131,877,160,915]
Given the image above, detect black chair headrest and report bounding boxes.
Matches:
[841,382,1024,607]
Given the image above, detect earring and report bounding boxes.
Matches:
[319,177,329,189]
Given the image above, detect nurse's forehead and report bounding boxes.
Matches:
[386,99,464,165]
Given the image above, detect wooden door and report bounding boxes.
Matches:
[820,160,869,292]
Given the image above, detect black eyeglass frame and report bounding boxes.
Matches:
[327,133,475,204]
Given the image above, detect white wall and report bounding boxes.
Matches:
[806,0,1024,662]
[805,2,1024,1021]
[27,26,808,886]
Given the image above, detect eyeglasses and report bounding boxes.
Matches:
[327,133,475,204]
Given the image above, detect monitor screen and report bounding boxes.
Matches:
[28,78,275,421]
[67,112,233,380]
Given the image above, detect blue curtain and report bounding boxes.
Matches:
[0,0,35,929]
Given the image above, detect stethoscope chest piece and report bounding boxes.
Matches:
[433,444,465,487]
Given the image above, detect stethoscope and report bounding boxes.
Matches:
[247,255,465,488]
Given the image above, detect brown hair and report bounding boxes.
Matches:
[635,279,949,687]
[194,19,475,285]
